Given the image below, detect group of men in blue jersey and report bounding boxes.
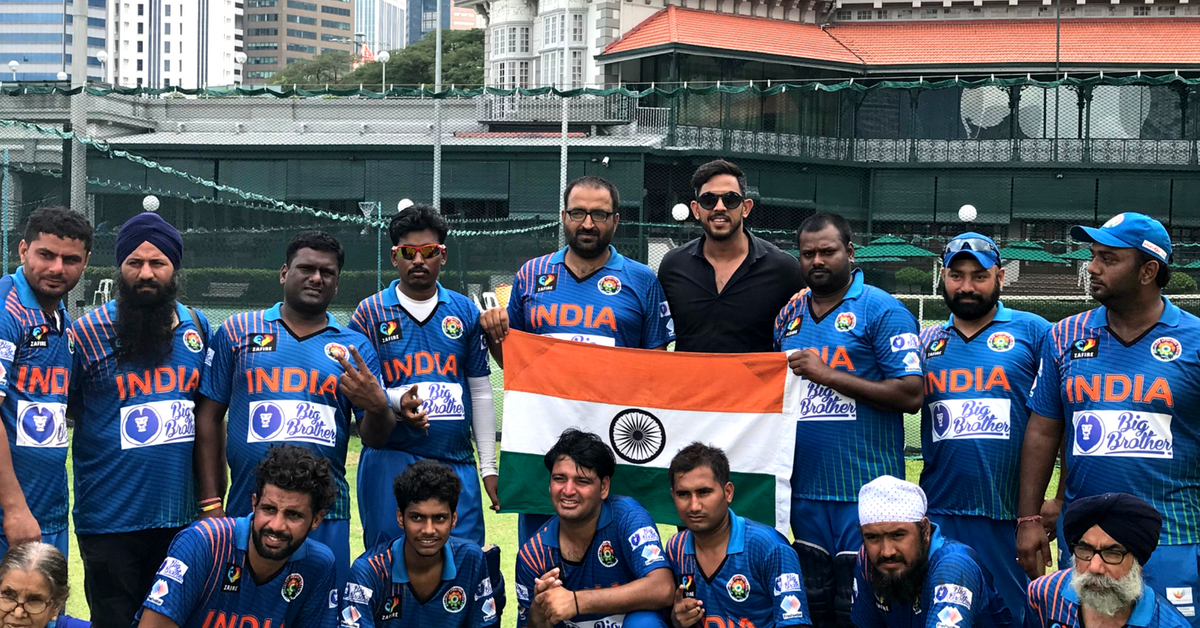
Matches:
[1,153,1198,628]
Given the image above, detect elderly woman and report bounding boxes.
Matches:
[0,542,88,628]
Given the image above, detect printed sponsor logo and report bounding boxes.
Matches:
[903,352,922,373]
[340,605,362,627]
[344,583,373,605]
[205,348,215,366]
[15,401,68,448]
[148,579,169,605]
[222,564,242,593]
[379,596,402,621]
[781,595,805,620]
[891,333,921,352]
[476,577,493,600]
[157,558,189,584]
[933,584,973,609]
[1167,588,1194,605]
[249,333,277,353]
[784,318,802,338]
[1073,410,1173,459]
[798,382,857,421]
[937,605,964,628]
[535,273,558,293]
[398,382,465,422]
[482,598,498,620]
[926,337,947,358]
[1071,338,1099,360]
[641,544,664,565]
[120,400,195,450]
[516,583,530,603]
[659,301,670,318]
[774,573,802,595]
[930,399,1011,441]
[628,526,659,549]
[378,320,402,344]
[0,339,15,361]
[28,325,50,349]
[544,332,617,346]
[248,399,338,447]
[1104,214,1126,228]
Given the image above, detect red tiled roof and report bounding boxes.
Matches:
[601,6,1200,67]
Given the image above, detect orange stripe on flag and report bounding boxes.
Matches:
[503,331,789,414]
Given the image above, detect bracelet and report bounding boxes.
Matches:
[1017,515,1043,525]
[572,590,580,618]
[198,497,223,506]
[199,502,223,513]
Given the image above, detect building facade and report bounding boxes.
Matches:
[107,0,244,88]
[242,0,354,83]
[0,0,106,82]
[357,0,406,51]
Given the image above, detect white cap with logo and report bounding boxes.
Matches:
[858,475,928,526]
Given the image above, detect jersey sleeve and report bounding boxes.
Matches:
[773,300,800,352]
[341,556,384,628]
[923,553,988,628]
[1028,326,1064,420]
[1022,576,1049,628]
[198,320,236,405]
[347,301,371,339]
[139,526,212,625]
[639,275,674,349]
[514,542,538,628]
[464,308,491,378]
[290,563,337,628]
[466,549,500,627]
[618,505,669,579]
[506,268,528,334]
[871,304,923,380]
[0,311,22,394]
[760,542,812,626]
[850,550,887,628]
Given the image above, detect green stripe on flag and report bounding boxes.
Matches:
[499,452,779,529]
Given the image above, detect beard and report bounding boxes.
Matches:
[1073,561,1144,617]
[114,271,180,366]
[251,522,305,561]
[701,211,742,241]
[564,225,613,260]
[942,280,1001,321]
[868,536,930,608]
[805,263,853,296]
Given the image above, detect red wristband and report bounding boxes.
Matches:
[1017,515,1043,525]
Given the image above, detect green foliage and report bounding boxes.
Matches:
[342,29,485,87]
[894,267,932,290]
[1165,271,1198,294]
[269,51,354,86]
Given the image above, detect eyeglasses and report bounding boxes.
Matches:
[0,591,50,615]
[943,237,999,258]
[564,209,615,223]
[392,243,446,260]
[697,191,744,211]
[1070,543,1132,565]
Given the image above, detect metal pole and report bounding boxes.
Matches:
[558,13,569,248]
[2,149,8,274]
[376,201,382,289]
[432,0,443,209]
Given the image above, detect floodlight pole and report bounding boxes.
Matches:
[432,0,443,209]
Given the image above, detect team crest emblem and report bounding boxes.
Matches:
[784,318,802,338]
[442,316,464,339]
[598,541,619,567]
[834,312,855,332]
[183,329,204,353]
[378,319,402,344]
[727,574,750,602]
[324,343,348,362]
[66,330,75,354]
[249,333,277,353]
[926,337,947,358]
[1152,337,1181,362]
[597,275,622,295]
[380,596,402,620]
[1103,213,1126,228]
[535,273,558,293]
[281,573,304,602]
[442,586,466,613]
[1071,338,1099,359]
[987,332,1014,352]
[222,564,241,593]
[28,325,50,348]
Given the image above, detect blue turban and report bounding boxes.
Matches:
[1063,493,1162,566]
[115,213,183,269]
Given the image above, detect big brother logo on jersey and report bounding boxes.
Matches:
[388,381,465,421]
[1073,410,1173,458]
[14,401,68,447]
[120,400,196,449]
[930,399,1011,441]
[247,400,338,446]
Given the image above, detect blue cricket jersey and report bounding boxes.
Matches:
[515,495,670,627]
[0,268,71,535]
[507,245,674,349]
[70,301,209,534]
[773,269,922,501]
[665,511,812,628]
[918,303,1051,519]
[340,534,499,628]
[851,524,1012,628]
[199,303,381,522]
[348,281,490,464]
[1025,569,1191,628]
[1029,298,1200,545]
[136,516,336,628]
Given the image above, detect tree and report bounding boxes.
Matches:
[270,51,353,86]
[343,29,484,88]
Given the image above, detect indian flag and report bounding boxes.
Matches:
[498,331,800,533]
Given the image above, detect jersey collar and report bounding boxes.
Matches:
[549,245,626,271]
[1086,297,1181,329]
[543,498,615,549]
[927,523,947,558]
[264,302,342,331]
[943,301,1013,329]
[13,266,66,314]
[381,279,450,308]
[390,535,458,584]
[1060,570,1157,627]
[682,509,746,556]
[844,269,866,300]
[233,515,311,561]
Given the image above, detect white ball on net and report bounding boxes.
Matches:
[958,204,977,222]
[671,203,690,221]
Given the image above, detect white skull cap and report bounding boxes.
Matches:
[858,475,928,526]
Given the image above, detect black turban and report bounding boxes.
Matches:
[1062,493,1162,566]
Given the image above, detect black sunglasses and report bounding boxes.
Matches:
[697,191,744,211]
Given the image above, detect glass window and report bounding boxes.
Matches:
[321,5,349,15]
[164,40,170,52]
[137,21,143,33]
[520,26,530,52]
[247,56,277,63]
[571,49,582,87]
[287,28,317,38]
[136,58,142,70]
[246,70,276,78]
[422,11,435,30]
[321,33,348,42]
[247,0,277,6]
[287,0,316,9]
[163,59,170,71]
[286,42,316,52]
[137,3,142,14]
[287,14,316,24]
[571,13,583,43]
[246,27,278,35]
[321,19,349,29]
[518,60,529,87]
[248,41,278,49]
[164,4,170,14]
[250,13,278,20]
[136,40,142,51]
[164,21,170,32]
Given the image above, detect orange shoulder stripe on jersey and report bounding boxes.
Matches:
[98,305,116,333]
[78,312,106,361]
[1049,571,1068,619]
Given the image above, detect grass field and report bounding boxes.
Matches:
[58,427,1060,627]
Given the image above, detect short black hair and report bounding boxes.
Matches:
[668,442,731,488]
[798,212,854,247]
[543,428,616,481]
[254,445,337,514]
[389,204,449,246]
[24,205,93,253]
[393,459,462,513]
[563,175,619,212]
[1138,250,1172,289]
[286,230,345,269]
[691,159,747,196]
